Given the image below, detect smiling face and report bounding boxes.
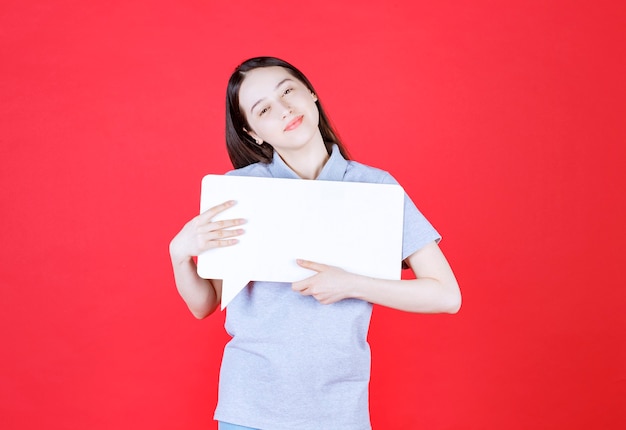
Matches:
[238,66,324,158]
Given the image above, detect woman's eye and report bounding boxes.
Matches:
[259,107,269,116]
[283,87,293,96]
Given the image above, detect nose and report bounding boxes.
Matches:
[280,100,293,118]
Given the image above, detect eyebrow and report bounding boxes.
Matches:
[249,78,294,114]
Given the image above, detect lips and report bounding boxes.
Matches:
[284,115,304,131]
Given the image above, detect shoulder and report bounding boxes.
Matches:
[344,160,399,185]
[225,162,272,178]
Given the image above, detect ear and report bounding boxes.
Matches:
[244,127,263,145]
[311,92,318,102]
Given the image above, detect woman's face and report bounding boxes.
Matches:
[238,66,322,156]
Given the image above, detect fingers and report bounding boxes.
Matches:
[296,259,328,272]
[197,218,246,234]
[202,227,245,248]
[199,200,237,222]
[193,200,248,251]
[291,278,308,292]
[198,201,246,234]
[196,221,246,250]
[204,237,240,249]
[291,278,335,305]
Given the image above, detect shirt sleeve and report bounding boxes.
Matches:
[380,172,441,260]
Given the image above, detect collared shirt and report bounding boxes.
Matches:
[214,145,440,430]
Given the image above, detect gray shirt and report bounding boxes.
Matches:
[214,145,440,430]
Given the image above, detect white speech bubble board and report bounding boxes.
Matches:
[197,174,405,309]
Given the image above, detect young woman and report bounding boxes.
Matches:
[169,57,461,430]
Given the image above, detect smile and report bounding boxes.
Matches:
[284,115,304,131]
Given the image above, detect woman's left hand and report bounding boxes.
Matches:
[291,259,358,305]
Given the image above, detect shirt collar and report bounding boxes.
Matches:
[268,144,348,181]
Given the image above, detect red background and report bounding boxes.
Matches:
[1,1,625,429]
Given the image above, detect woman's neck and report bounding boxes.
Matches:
[275,136,329,180]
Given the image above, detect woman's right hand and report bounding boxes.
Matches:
[169,200,246,264]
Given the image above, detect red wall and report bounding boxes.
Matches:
[1,1,624,429]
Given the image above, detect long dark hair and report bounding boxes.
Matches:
[225,56,350,169]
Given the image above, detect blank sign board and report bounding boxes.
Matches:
[197,174,405,309]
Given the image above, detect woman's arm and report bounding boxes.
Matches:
[169,200,246,319]
[169,254,222,319]
[292,241,461,313]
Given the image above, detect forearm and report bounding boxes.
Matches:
[168,202,244,319]
[170,252,220,319]
[293,241,462,312]
[350,274,461,314]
